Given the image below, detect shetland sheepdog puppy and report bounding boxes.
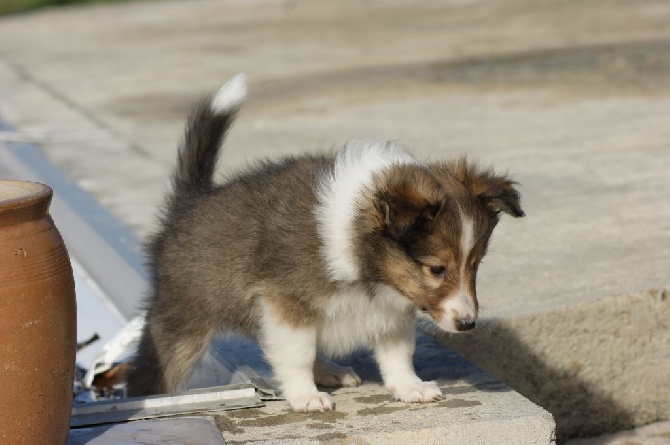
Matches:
[126,74,524,412]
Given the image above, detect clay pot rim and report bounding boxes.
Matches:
[0,179,52,206]
[0,180,53,225]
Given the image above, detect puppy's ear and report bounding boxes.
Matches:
[378,198,442,236]
[472,173,525,218]
[376,166,444,237]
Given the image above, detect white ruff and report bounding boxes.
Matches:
[315,139,419,282]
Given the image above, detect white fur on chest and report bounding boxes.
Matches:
[317,285,413,357]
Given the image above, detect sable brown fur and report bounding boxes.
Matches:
[126,82,524,403]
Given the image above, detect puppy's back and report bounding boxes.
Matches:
[148,155,335,336]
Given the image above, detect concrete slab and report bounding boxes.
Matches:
[67,417,226,445]
[1,0,669,440]
[191,335,556,445]
[67,336,555,445]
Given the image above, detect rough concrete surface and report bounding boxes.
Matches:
[214,384,552,445]
[566,420,670,445]
[65,335,556,444]
[0,0,669,441]
[213,336,555,445]
[439,288,670,439]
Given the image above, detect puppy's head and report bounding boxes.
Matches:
[359,160,524,333]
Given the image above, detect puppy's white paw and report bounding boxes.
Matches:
[314,360,362,388]
[287,391,334,413]
[389,380,442,403]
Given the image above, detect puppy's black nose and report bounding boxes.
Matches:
[456,319,476,332]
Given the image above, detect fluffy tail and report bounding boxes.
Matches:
[173,73,247,196]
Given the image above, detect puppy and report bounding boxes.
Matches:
[126,74,524,412]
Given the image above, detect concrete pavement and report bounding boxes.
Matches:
[566,420,670,445]
[1,0,669,441]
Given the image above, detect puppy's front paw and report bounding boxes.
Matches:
[389,380,442,403]
[287,391,334,413]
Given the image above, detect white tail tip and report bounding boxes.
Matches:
[211,73,247,114]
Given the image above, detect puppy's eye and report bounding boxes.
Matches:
[429,265,446,277]
[420,263,447,282]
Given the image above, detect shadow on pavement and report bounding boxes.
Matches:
[439,322,635,444]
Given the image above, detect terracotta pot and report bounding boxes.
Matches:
[0,180,76,445]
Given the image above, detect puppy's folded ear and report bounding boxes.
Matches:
[375,165,445,237]
[437,157,524,218]
[378,197,442,237]
[472,173,525,218]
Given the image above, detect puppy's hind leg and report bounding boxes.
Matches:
[260,300,333,412]
[126,292,216,397]
[314,355,361,388]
